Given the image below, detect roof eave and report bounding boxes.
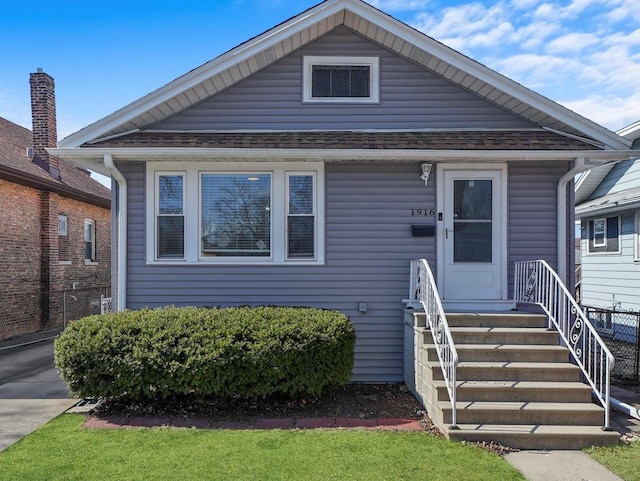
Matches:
[50,147,635,175]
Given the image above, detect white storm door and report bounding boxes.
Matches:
[441,169,505,301]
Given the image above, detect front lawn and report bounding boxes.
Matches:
[586,441,640,481]
[0,414,524,481]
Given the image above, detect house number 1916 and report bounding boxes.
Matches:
[411,209,436,216]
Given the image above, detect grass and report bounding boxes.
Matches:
[586,441,640,481]
[0,414,524,481]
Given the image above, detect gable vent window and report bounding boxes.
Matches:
[303,56,379,103]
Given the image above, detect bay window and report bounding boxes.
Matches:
[147,163,324,264]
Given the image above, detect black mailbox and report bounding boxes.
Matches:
[411,224,435,237]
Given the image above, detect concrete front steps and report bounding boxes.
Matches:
[418,311,620,450]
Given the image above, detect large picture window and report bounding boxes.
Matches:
[303,56,379,103]
[201,173,271,257]
[147,163,324,264]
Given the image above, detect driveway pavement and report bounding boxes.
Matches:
[0,332,76,452]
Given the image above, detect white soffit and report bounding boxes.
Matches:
[59,0,630,151]
[575,121,640,204]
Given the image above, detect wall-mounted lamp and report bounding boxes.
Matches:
[420,163,433,186]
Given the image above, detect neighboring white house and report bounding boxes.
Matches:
[575,120,640,344]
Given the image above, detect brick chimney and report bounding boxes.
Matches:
[30,68,60,179]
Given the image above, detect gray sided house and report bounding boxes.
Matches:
[576,121,640,340]
[54,0,633,388]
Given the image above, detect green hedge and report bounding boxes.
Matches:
[54,306,355,402]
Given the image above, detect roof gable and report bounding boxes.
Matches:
[59,0,630,151]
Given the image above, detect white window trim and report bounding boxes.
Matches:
[593,218,606,247]
[302,55,380,103]
[286,172,317,261]
[586,216,621,255]
[146,162,325,265]
[58,214,68,237]
[84,218,97,263]
[635,212,640,261]
[155,171,186,261]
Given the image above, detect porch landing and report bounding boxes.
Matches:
[404,309,621,450]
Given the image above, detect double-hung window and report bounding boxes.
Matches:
[156,173,185,259]
[303,56,379,103]
[148,163,324,264]
[84,219,96,262]
[586,216,620,253]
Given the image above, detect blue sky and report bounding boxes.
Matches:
[1,0,639,141]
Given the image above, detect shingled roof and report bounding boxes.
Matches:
[0,116,110,207]
[85,130,598,151]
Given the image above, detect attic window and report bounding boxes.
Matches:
[303,56,379,103]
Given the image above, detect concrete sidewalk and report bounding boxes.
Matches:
[0,328,76,452]
[505,386,640,481]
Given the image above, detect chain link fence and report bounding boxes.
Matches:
[582,304,640,384]
[46,285,111,328]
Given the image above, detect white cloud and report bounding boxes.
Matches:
[561,92,640,131]
[545,32,601,54]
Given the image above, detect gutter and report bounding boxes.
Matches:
[104,154,127,312]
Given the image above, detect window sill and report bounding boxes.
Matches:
[146,260,324,267]
[84,260,99,266]
[58,261,72,265]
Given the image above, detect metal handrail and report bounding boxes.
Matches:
[410,259,459,428]
[514,260,614,428]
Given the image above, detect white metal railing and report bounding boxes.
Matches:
[100,296,113,314]
[514,260,614,428]
[410,259,459,428]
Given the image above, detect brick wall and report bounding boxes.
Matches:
[0,179,111,339]
[0,179,43,338]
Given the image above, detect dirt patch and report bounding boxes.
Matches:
[92,383,427,423]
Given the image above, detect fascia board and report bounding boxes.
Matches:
[59,0,347,149]
[617,120,640,140]
[50,147,635,165]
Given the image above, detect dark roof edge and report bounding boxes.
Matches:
[0,164,111,209]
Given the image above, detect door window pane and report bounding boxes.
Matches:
[201,174,271,257]
[454,223,492,262]
[453,180,492,220]
[453,179,492,263]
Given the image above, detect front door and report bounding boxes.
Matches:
[439,167,506,301]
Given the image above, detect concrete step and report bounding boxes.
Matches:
[446,312,548,329]
[430,361,582,382]
[439,401,605,426]
[446,327,560,345]
[432,380,594,403]
[426,343,571,363]
[447,424,620,450]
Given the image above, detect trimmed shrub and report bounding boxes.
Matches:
[54,306,355,402]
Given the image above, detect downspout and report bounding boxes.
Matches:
[104,154,127,312]
[557,157,586,283]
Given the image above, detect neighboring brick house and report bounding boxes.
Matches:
[0,70,111,340]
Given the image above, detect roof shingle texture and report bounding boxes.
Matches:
[85,130,599,151]
[0,116,110,201]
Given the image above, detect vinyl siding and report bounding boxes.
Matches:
[580,212,640,311]
[590,159,640,199]
[154,27,533,131]
[121,160,436,382]
[508,161,568,296]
